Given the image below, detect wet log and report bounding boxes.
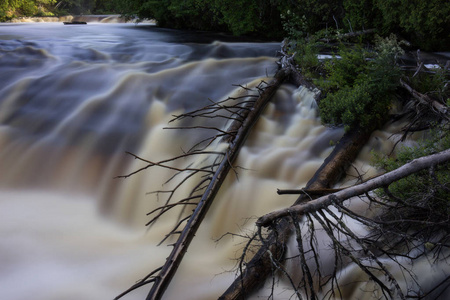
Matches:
[258,148,450,226]
[303,127,375,191]
[219,125,377,300]
[143,69,289,300]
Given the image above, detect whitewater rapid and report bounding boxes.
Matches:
[1,21,436,300]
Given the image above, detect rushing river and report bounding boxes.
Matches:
[0,20,446,300]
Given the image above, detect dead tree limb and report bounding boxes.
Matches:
[277,188,344,195]
[115,69,288,300]
[399,78,449,117]
[279,40,322,99]
[258,148,450,226]
[220,123,378,299]
[133,69,289,300]
[221,41,449,300]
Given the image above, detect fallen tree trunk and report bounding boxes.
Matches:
[219,124,378,299]
[139,69,289,300]
[257,148,450,226]
[303,127,376,191]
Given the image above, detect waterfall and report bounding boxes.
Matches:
[0,22,446,300]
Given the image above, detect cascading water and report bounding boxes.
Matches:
[0,21,442,300]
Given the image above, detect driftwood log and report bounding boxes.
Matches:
[144,69,288,300]
[219,55,450,299]
[218,47,386,298]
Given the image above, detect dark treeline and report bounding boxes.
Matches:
[110,0,449,51]
[1,0,449,50]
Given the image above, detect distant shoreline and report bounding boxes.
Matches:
[7,15,154,24]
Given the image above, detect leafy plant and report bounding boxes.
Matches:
[317,35,403,131]
[280,10,308,40]
[373,125,450,233]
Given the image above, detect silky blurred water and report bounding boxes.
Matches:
[0,21,424,300]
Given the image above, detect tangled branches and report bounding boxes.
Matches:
[115,70,288,300]
[245,148,450,300]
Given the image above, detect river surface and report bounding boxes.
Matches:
[0,21,440,300]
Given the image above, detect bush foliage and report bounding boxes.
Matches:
[294,35,403,131]
[373,126,450,232]
[112,0,285,38]
[114,0,449,50]
[0,0,116,21]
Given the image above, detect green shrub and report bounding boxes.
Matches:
[373,126,450,231]
[290,38,322,79]
[318,44,369,91]
[317,35,403,131]
[21,0,38,16]
[280,10,308,40]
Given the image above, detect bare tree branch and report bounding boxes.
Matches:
[257,148,450,227]
[400,78,449,117]
[141,69,289,300]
